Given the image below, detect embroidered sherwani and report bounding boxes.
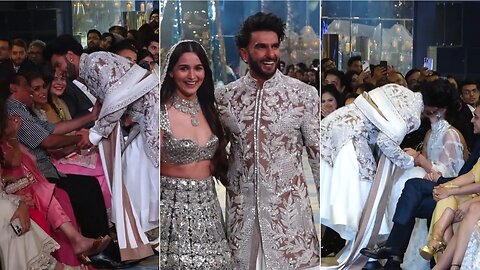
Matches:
[215,70,320,270]
[320,84,423,268]
[79,52,159,260]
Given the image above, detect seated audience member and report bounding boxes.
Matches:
[137,49,156,72]
[361,103,480,270]
[388,71,407,87]
[285,64,295,77]
[305,68,317,87]
[295,68,305,82]
[109,39,138,63]
[371,64,388,87]
[386,81,468,268]
[321,57,336,83]
[28,40,46,67]
[405,68,421,90]
[1,67,121,267]
[100,32,115,50]
[144,34,159,64]
[27,71,112,217]
[459,79,479,113]
[0,188,88,270]
[109,26,127,44]
[321,83,344,119]
[347,55,362,74]
[10,38,38,74]
[432,199,480,269]
[324,69,347,95]
[344,70,359,93]
[1,114,110,265]
[86,29,101,50]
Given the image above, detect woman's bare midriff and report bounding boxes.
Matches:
[161,160,212,179]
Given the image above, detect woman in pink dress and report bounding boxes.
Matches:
[1,114,110,265]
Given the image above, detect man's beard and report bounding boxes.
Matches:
[65,57,77,80]
[247,54,278,81]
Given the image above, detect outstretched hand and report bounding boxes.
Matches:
[76,129,92,149]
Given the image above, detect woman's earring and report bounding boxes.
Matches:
[435,112,442,120]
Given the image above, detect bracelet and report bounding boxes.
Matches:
[7,137,18,141]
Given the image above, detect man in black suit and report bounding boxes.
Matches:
[360,104,480,269]
[60,80,95,128]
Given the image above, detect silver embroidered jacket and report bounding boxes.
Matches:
[79,52,159,167]
[215,70,320,269]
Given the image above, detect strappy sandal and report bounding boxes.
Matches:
[419,237,446,260]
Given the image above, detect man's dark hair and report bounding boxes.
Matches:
[150,9,159,20]
[235,12,285,49]
[44,34,84,60]
[459,79,477,91]
[109,25,128,38]
[87,29,101,39]
[325,69,346,88]
[101,32,114,40]
[347,55,362,67]
[109,39,138,55]
[405,68,420,81]
[10,38,27,50]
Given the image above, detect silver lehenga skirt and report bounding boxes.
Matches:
[160,175,235,269]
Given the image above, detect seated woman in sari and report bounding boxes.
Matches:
[1,114,110,265]
[27,71,112,217]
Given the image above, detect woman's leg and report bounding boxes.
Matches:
[433,201,480,269]
[451,202,480,266]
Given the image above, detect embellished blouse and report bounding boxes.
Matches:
[160,105,218,164]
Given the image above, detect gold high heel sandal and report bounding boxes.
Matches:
[419,237,446,260]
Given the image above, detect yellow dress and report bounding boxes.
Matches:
[428,160,480,261]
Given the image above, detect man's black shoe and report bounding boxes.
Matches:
[89,252,137,269]
[362,260,384,270]
[360,246,397,260]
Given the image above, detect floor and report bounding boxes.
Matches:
[116,151,319,270]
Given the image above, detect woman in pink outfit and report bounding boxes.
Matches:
[1,115,110,265]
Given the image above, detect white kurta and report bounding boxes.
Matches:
[321,84,424,269]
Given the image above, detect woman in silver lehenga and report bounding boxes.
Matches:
[159,40,235,269]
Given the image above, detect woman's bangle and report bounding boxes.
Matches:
[7,137,18,141]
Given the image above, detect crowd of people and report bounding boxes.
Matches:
[321,54,480,270]
[0,10,160,269]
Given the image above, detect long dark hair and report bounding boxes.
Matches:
[160,41,229,186]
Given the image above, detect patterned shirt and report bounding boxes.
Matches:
[6,98,63,179]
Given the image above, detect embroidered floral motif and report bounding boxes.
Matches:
[79,52,159,167]
[216,71,320,269]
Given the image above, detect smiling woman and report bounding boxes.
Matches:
[160,40,234,269]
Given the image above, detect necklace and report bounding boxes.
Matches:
[172,95,201,126]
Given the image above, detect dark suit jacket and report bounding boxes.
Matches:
[60,80,94,128]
